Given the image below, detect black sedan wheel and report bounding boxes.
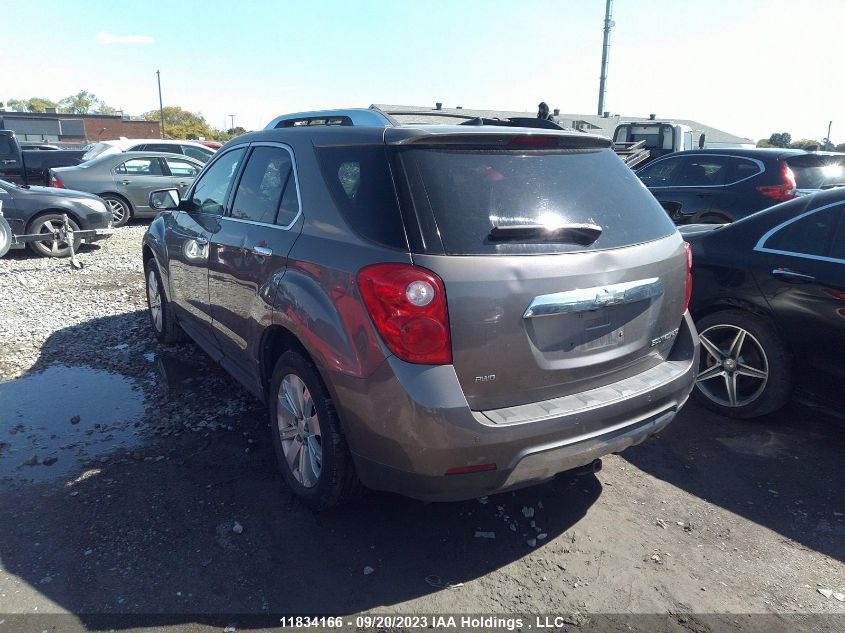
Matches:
[27,214,82,258]
[101,194,131,227]
[693,310,791,418]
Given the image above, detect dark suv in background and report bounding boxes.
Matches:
[142,108,698,509]
[637,148,845,224]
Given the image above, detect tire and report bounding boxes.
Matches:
[693,309,792,418]
[27,213,82,258]
[268,350,363,510]
[101,194,132,228]
[144,258,186,344]
[700,213,732,224]
[0,216,11,258]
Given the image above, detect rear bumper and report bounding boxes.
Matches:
[333,311,698,502]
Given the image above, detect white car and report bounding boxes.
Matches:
[82,138,215,163]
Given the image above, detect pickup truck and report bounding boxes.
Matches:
[612,121,705,169]
[0,130,85,186]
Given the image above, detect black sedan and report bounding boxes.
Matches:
[0,179,113,258]
[682,188,845,418]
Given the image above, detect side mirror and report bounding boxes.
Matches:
[149,188,180,210]
[698,133,706,149]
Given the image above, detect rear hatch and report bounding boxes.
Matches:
[785,153,845,195]
[390,131,687,411]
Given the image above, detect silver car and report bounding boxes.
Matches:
[50,152,203,227]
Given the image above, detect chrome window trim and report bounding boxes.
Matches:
[753,200,845,265]
[640,154,765,189]
[223,141,302,231]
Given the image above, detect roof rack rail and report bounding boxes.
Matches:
[264,108,396,130]
[380,109,564,131]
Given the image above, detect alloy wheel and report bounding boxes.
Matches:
[696,324,769,408]
[36,219,71,254]
[276,373,322,488]
[107,198,128,224]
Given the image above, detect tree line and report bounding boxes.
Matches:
[3,92,247,142]
[757,132,844,152]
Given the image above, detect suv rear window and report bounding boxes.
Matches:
[399,148,676,255]
[786,155,845,190]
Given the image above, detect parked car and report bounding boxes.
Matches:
[197,140,223,149]
[0,177,112,257]
[50,152,203,227]
[141,108,698,509]
[81,139,216,163]
[636,148,845,225]
[0,130,86,187]
[682,188,845,418]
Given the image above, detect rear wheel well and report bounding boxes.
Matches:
[261,326,312,396]
[700,212,732,224]
[98,192,134,214]
[692,301,793,358]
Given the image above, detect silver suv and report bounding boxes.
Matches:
[142,108,699,509]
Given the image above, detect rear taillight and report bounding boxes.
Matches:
[50,173,65,188]
[682,242,692,315]
[756,162,796,202]
[357,263,451,365]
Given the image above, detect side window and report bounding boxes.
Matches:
[143,143,173,153]
[182,145,213,163]
[316,145,407,249]
[667,155,730,186]
[115,157,165,176]
[0,135,22,167]
[230,146,296,225]
[764,205,843,258]
[129,144,147,151]
[165,158,201,178]
[637,158,680,187]
[189,148,245,215]
[731,158,762,182]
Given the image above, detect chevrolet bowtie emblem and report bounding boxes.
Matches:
[594,289,624,306]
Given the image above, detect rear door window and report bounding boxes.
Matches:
[762,204,843,258]
[115,157,166,175]
[230,146,297,225]
[399,147,676,255]
[657,155,731,187]
[165,158,201,178]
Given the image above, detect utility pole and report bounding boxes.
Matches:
[826,120,833,148]
[229,114,236,132]
[156,70,165,139]
[597,0,614,116]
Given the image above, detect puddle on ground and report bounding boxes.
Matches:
[0,365,145,482]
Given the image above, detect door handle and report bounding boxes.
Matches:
[249,245,272,257]
[772,267,815,283]
[177,182,189,187]
[121,179,131,185]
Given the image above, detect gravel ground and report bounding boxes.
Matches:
[0,226,843,633]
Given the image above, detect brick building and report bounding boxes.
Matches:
[0,110,160,145]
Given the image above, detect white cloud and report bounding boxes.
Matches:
[96,31,154,45]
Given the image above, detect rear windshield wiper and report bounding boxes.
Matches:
[488,223,602,245]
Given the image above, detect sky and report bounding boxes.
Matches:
[2,0,843,143]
